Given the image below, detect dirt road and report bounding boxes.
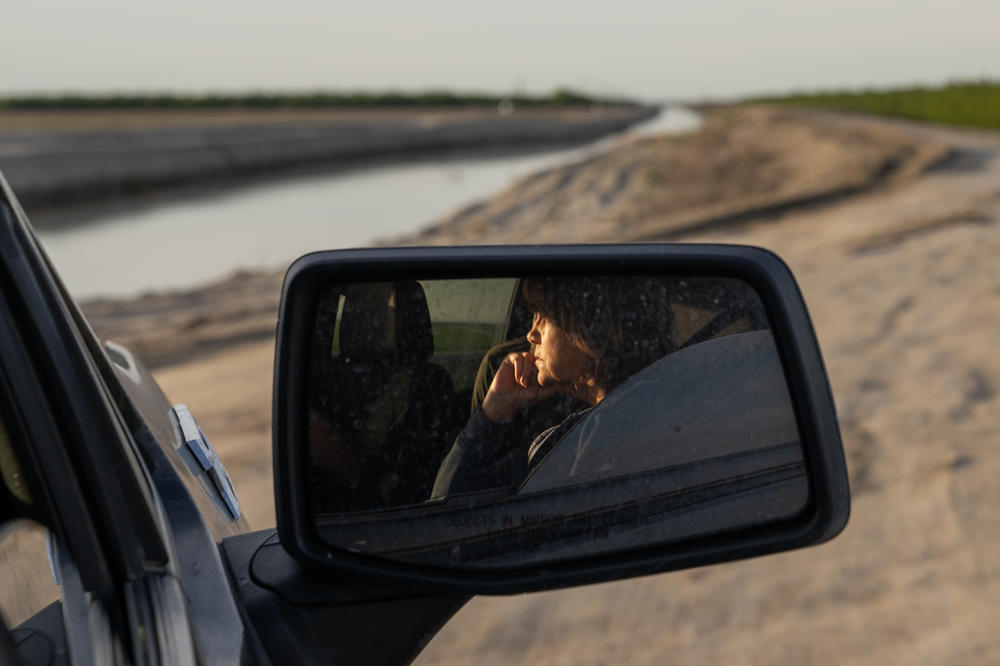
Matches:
[407,111,1000,665]
[414,110,1000,665]
[159,107,1000,665]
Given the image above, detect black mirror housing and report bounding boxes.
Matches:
[273,244,849,594]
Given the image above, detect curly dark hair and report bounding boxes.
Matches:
[521,276,677,393]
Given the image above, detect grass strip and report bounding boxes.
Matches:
[747,80,1000,130]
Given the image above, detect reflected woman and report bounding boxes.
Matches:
[431,276,676,498]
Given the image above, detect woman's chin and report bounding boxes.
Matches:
[536,372,554,387]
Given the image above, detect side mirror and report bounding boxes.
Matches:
[273,245,849,593]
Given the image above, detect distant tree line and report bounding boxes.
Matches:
[748,80,1000,129]
[0,88,636,110]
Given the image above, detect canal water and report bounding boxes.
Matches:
[36,107,700,300]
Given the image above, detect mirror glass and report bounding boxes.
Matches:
[305,275,808,569]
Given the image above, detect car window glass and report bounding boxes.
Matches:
[421,278,518,346]
[421,278,518,391]
[0,417,58,628]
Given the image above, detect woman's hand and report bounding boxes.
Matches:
[480,352,560,422]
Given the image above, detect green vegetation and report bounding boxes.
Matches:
[431,321,504,354]
[749,81,1000,130]
[0,88,630,110]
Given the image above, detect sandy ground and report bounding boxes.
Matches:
[4,105,1000,663]
[399,106,949,245]
[412,111,1000,665]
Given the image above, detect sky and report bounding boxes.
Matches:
[2,0,999,101]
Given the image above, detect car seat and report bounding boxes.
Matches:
[310,281,460,510]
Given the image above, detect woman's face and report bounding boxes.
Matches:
[526,312,596,388]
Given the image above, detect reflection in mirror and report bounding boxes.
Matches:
[306,275,807,569]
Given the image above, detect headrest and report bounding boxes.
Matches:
[338,283,396,360]
[337,281,434,364]
[393,281,435,364]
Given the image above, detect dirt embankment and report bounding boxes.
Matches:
[78,106,950,372]
[6,105,1000,665]
[396,105,951,245]
[0,105,657,221]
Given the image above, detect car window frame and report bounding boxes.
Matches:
[0,178,173,638]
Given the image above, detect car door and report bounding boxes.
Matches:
[0,174,201,665]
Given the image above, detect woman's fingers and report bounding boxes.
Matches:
[508,353,521,386]
[512,353,527,387]
[510,352,539,389]
[523,353,539,387]
[483,352,549,422]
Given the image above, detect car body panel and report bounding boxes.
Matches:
[1,171,260,665]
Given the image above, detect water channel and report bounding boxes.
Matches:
[36,107,700,300]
